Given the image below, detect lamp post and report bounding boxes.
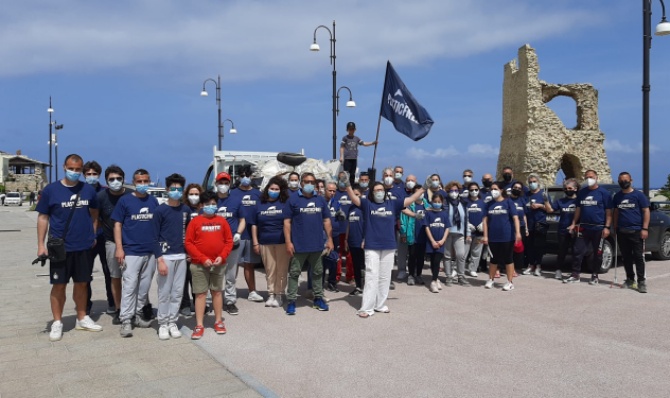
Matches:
[642,0,670,196]
[311,20,339,159]
[222,118,237,135]
[52,123,64,180]
[47,97,54,183]
[200,75,223,150]
[336,86,356,116]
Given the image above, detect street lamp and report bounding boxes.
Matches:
[223,118,237,135]
[642,0,670,196]
[52,123,64,180]
[47,97,54,183]
[200,75,223,150]
[311,20,340,159]
[336,86,356,116]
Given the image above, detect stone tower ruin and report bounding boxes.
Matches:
[497,44,612,185]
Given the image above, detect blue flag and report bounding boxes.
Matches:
[380,61,434,141]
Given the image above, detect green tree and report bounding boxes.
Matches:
[658,173,670,199]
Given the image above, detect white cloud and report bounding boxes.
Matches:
[605,139,659,154]
[0,0,603,81]
[466,144,499,157]
[407,143,499,160]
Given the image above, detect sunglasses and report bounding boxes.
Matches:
[108,177,123,182]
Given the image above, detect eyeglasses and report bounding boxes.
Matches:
[463,175,472,178]
[169,187,183,192]
[108,177,123,182]
[85,172,99,176]
[449,190,459,193]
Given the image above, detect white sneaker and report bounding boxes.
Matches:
[430,281,439,293]
[534,267,542,277]
[485,279,494,289]
[502,282,515,291]
[75,315,102,332]
[265,294,275,307]
[436,280,443,290]
[555,270,563,280]
[274,295,283,308]
[248,291,264,302]
[468,271,478,277]
[158,325,170,340]
[522,267,533,275]
[49,320,63,342]
[168,323,182,338]
[450,269,457,278]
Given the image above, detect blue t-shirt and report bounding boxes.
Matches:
[359,198,404,250]
[413,204,427,244]
[576,186,613,230]
[111,193,161,256]
[423,209,451,254]
[155,203,191,255]
[509,196,527,227]
[465,197,485,232]
[36,181,98,252]
[97,188,134,243]
[249,200,289,245]
[613,190,649,230]
[327,197,342,238]
[230,187,261,240]
[334,189,353,236]
[485,198,518,243]
[388,184,407,202]
[347,205,365,248]
[480,188,494,204]
[216,194,244,236]
[525,190,547,229]
[288,191,330,253]
[552,196,578,235]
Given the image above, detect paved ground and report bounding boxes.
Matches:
[2,204,670,397]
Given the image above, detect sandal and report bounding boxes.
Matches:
[357,312,370,319]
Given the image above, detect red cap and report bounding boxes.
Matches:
[215,172,231,182]
[513,240,524,253]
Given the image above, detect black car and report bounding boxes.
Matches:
[544,184,670,273]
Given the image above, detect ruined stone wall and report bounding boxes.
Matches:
[497,44,612,186]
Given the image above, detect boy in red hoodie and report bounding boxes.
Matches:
[185,191,233,339]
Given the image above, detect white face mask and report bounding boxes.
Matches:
[491,190,501,199]
[188,195,200,205]
[217,184,230,194]
[288,180,299,189]
[463,176,472,183]
[394,172,403,180]
[406,181,416,190]
[108,180,123,192]
[374,191,386,203]
[586,178,596,187]
[448,191,459,200]
[383,177,394,186]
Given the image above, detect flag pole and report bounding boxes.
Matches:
[371,61,390,176]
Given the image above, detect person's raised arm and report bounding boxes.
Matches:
[403,187,425,208]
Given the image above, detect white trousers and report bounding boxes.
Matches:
[120,254,156,323]
[359,249,395,314]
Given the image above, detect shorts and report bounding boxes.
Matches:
[238,239,261,264]
[105,241,123,278]
[488,241,514,266]
[190,263,225,294]
[50,249,94,284]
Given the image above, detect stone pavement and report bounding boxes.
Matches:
[0,205,267,398]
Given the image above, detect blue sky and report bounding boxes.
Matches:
[1,0,669,188]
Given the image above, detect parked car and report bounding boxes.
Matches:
[147,188,168,205]
[545,184,670,273]
[4,192,22,206]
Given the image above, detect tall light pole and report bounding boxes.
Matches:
[643,0,670,196]
[311,20,338,159]
[200,75,223,150]
[51,123,64,180]
[47,97,54,183]
[336,86,356,116]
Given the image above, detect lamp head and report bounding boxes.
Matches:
[229,128,237,134]
[310,42,320,51]
[47,107,54,113]
[656,17,670,36]
[346,100,356,108]
[200,89,208,97]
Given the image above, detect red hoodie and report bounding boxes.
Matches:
[185,214,233,265]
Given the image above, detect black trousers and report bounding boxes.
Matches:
[180,261,194,309]
[526,224,547,266]
[87,236,114,313]
[513,226,527,270]
[557,232,575,270]
[429,252,444,280]
[571,228,603,276]
[617,231,646,282]
[349,247,365,289]
[408,243,426,278]
[343,159,357,185]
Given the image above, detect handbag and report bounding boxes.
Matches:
[47,186,82,262]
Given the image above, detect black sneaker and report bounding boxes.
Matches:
[389,281,396,290]
[112,310,121,325]
[226,303,239,315]
[349,287,363,297]
[638,281,647,293]
[415,275,425,285]
[457,276,470,286]
[588,276,599,286]
[326,282,339,293]
[624,279,637,290]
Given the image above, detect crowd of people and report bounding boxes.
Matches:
[36,129,651,340]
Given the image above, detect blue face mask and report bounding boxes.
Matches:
[302,184,315,194]
[203,204,217,215]
[268,190,280,199]
[65,170,81,182]
[168,190,183,200]
[431,203,443,209]
[85,176,99,185]
[359,182,369,189]
[240,177,251,186]
[135,184,149,194]
[529,182,538,191]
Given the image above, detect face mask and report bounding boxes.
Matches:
[240,177,251,186]
[491,189,501,199]
[288,181,299,189]
[463,176,472,183]
[406,181,416,190]
[318,188,325,195]
[65,170,81,182]
[188,195,200,205]
[469,189,479,197]
[268,190,280,199]
[302,184,315,194]
[217,184,230,194]
[448,192,459,200]
[383,177,394,186]
[619,181,631,190]
[203,204,217,215]
[85,176,99,185]
[586,178,597,187]
[394,173,403,180]
[431,202,443,209]
[359,182,369,189]
[338,181,347,189]
[108,180,123,192]
[135,184,149,195]
[374,191,386,203]
[482,180,493,188]
[511,188,522,197]
[503,173,512,182]
[430,180,440,189]
[168,189,183,200]
[529,182,538,191]
[564,189,576,197]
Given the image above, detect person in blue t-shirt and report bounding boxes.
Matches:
[401,186,427,286]
[345,176,425,318]
[508,181,529,277]
[112,168,161,337]
[284,173,334,315]
[323,182,345,292]
[547,178,579,280]
[334,171,355,285]
[396,174,419,282]
[345,185,366,295]
[36,154,102,342]
[612,172,650,293]
[250,176,291,307]
[464,182,486,277]
[154,173,191,340]
[565,170,614,285]
[482,182,521,291]
[522,174,551,276]
[423,193,451,293]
